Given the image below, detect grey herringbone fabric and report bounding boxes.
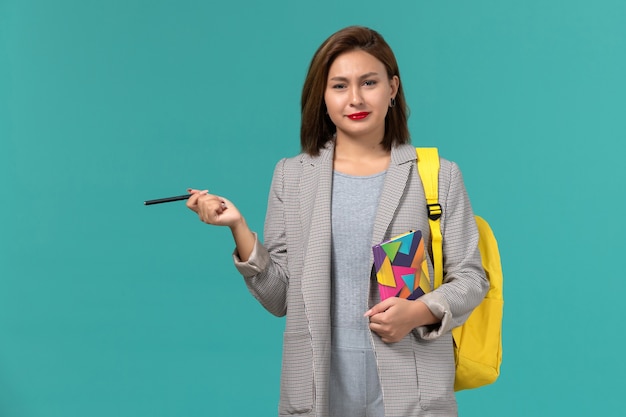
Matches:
[233,141,488,417]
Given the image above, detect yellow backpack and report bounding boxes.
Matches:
[416,148,503,391]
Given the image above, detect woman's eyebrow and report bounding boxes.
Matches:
[328,72,380,82]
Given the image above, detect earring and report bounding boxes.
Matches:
[389,97,396,108]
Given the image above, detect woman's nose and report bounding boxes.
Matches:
[349,86,363,105]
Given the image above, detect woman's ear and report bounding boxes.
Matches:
[390,75,400,99]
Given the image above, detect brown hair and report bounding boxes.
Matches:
[300,26,410,156]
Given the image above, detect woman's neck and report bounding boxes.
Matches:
[333,136,391,176]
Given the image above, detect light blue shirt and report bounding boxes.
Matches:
[330,170,386,417]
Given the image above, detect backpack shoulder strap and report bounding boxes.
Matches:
[415,148,444,289]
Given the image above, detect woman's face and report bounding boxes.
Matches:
[324,49,399,144]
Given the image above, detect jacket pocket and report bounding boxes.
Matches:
[278,331,314,415]
[414,333,456,412]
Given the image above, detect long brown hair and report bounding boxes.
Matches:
[301,26,409,156]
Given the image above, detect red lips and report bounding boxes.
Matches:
[347,112,370,120]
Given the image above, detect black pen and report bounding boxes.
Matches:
[144,194,191,205]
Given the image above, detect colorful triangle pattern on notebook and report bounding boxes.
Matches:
[373,230,430,301]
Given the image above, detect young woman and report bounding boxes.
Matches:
[187,26,488,417]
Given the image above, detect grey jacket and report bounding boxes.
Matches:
[234,141,488,417]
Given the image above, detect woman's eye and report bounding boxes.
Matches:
[363,80,377,86]
[332,84,346,89]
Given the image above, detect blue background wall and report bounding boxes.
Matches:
[2,1,625,416]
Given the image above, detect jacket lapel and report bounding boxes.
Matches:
[371,144,417,246]
[298,142,335,412]
[299,141,334,256]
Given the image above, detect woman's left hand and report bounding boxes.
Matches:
[365,298,438,343]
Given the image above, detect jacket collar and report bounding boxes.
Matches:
[299,140,416,167]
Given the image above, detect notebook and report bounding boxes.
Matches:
[372,230,431,301]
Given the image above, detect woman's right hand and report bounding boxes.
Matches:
[185,188,242,228]
[186,188,256,261]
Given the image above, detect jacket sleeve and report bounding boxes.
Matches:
[232,159,289,317]
[415,161,489,339]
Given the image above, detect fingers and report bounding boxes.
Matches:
[366,300,392,335]
[364,297,397,317]
[185,189,208,212]
[185,188,241,227]
[368,316,401,344]
[190,192,231,225]
[368,298,428,344]
[218,196,232,209]
[368,318,394,343]
[366,298,414,343]
[187,188,206,195]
